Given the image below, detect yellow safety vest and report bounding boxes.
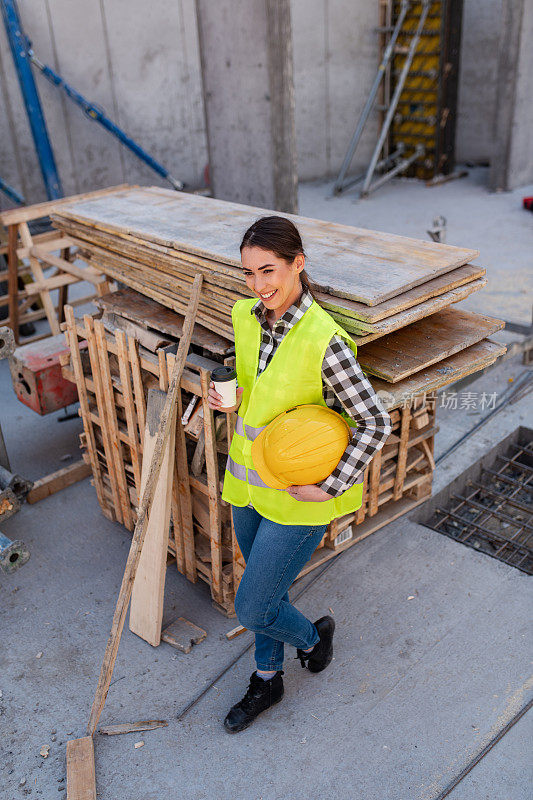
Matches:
[221,297,364,525]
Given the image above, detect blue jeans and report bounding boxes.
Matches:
[231,504,328,671]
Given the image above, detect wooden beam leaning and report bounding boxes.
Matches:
[129,388,176,646]
[85,274,203,736]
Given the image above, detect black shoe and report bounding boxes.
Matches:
[223,670,284,733]
[296,615,335,673]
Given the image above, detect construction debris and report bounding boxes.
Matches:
[99,720,168,736]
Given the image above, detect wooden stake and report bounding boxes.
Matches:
[85,274,202,736]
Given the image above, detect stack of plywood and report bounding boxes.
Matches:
[52,185,504,393]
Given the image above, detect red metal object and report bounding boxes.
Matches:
[9,334,86,415]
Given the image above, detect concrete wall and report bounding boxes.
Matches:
[291,0,379,181]
[0,0,207,210]
[0,0,528,209]
[504,0,533,188]
[455,0,502,164]
[196,0,298,211]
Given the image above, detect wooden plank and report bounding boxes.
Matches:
[16,235,73,259]
[64,307,109,516]
[52,186,479,305]
[169,353,197,584]
[393,405,411,500]
[57,246,71,325]
[24,271,80,295]
[66,736,96,800]
[355,467,369,525]
[128,337,146,449]
[315,263,486,323]
[94,287,232,355]
[358,307,505,382]
[31,247,103,286]
[336,278,488,340]
[84,315,123,523]
[99,720,168,736]
[200,367,223,604]
[129,388,176,646]
[368,450,382,517]
[370,339,507,411]
[114,330,142,493]
[94,320,133,530]
[0,183,131,226]
[26,460,91,504]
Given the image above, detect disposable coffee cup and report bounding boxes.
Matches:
[211,366,237,409]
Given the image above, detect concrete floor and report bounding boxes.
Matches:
[1,171,532,799]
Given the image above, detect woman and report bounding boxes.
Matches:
[208,216,391,733]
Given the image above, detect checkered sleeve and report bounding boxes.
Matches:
[319,335,392,497]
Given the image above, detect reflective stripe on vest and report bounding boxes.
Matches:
[227,456,246,481]
[235,415,266,441]
[226,454,279,491]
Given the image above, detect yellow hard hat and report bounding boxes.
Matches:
[251,404,351,491]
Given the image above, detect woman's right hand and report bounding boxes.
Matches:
[207,382,244,413]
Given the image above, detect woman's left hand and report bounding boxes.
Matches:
[285,484,331,502]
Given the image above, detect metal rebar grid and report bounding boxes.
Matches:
[426,432,533,574]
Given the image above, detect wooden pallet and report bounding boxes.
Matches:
[62,307,436,617]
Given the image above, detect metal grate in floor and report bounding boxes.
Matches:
[425,429,533,574]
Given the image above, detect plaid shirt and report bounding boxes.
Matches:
[251,287,392,497]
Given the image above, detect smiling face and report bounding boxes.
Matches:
[241,246,305,321]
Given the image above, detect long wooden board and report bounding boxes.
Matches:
[53,186,479,305]
[66,736,96,800]
[343,278,488,342]
[370,339,506,410]
[94,288,232,355]
[129,389,176,646]
[358,308,505,382]
[315,263,485,322]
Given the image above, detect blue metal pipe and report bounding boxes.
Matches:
[0,0,63,199]
[31,55,184,191]
[0,176,25,205]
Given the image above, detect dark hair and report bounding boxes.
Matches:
[240,215,314,296]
